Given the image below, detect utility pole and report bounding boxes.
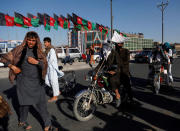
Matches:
[110,0,113,39]
[157,0,169,45]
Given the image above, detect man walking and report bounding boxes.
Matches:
[44,37,64,102]
[0,31,57,131]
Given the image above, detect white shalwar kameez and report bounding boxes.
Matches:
[45,48,64,96]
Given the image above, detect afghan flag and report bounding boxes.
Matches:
[0,13,6,26]
[44,13,51,31]
[96,23,103,32]
[23,17,32,27]
[87,21,92,30]
[50,17,55,26]
[67,13,73,22]
[81,19,88,30]
[75,24,82,30]
[0,13,14,26]
[5,15,14,26]
[60,15,70,28]
[14,12,29,28]
[58,15,69,29]
[72,13,82,25]
[92,23,96,30]
[53,14,59,30]
[49,16,58,30]
[27,13,39,27]
[37,13,44,25]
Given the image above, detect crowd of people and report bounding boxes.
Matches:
[0,31,174,130]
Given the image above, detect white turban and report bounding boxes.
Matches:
[111,31,127,43]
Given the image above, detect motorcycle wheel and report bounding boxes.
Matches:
[73,91,97,121]
[153,74,160,94]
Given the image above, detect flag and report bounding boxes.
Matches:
[37,13,44,25]
[87,21,92,30]
[60,15,70,28]
[50,17,55,26]
[5,15,14,26]
[92,23,96,30]
[44,13,51,31]
[0,13,6,26]
[27,13,37,19]
[23,17,32,26]
[96,23,103,32]
[72,13,82,25]
[58,17,66,29]
[75,24,82,30]
[67,13,73,22]
[82,19,88,30]
[54,21,58,30]
[102,26,109,35]
[27,13,39,27]
[58,15,69,29]
[14,12,29,28]
[54,14,59,23]
[53,14,59,30]
[14,12,24,26]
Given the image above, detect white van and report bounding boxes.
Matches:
[0,42,21,67]
[56,47,82,61]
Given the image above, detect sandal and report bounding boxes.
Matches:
[18,122,32,130]
[44,126,58,131]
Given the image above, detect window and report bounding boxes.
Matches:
[69,49,80,53]
[0,43,6,49]
[56,48,62,53]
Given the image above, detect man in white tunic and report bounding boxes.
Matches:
[44,37,64,102]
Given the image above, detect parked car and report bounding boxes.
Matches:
[135,50,152,63]
[56,47,82,62]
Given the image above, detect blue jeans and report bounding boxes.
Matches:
[64,56,70,65]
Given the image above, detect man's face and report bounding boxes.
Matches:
[27,37,36,48]
[44,41,50,48]
[118,43,123,48]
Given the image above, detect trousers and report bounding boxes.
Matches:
[19,100,51,127]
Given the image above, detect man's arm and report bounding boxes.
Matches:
[0,53,21,74]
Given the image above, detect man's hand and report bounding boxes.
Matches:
[28,57,39,65]
[8,64,21,74]
[108,71,116,75]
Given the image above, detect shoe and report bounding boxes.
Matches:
[48,96,58,103]
[44,126,58,131]
[18,122,32,130]
[115,98,121,108]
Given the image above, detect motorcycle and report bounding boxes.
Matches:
[73,59,129,121]
[149,61,169,94]
[45,66,76,96]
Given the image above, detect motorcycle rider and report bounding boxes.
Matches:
[108,31,133,107]
[163,42,173,85]
[148,45,167,79]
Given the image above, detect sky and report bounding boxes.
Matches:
[0,0,180,46]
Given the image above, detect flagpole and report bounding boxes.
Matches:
[110,0,113,39]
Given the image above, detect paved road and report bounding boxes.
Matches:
[0,60,180,131]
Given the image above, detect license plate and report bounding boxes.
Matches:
[164,69,167,74]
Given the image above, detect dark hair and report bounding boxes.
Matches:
[43,37,51,43]
[26,31,39,39]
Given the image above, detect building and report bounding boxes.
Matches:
[68,30,154,53]
[124,37,154,52]
[68,30,107,53]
